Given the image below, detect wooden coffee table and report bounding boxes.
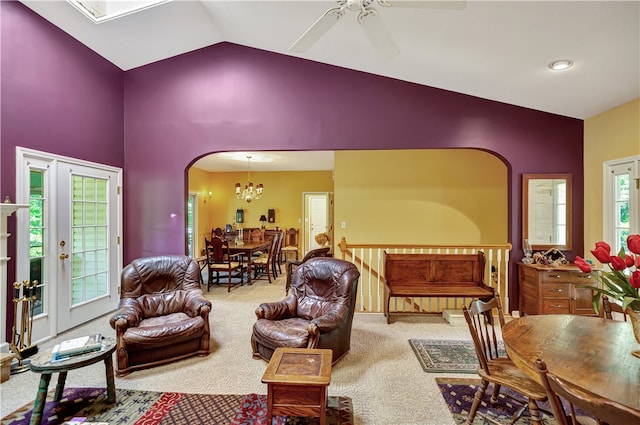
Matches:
[261,347,333,425]
[28,337,117,425]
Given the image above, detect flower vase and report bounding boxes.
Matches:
[626,308,640,358]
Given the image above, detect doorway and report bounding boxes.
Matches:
[303,192,333,255]
[15,148,122,343]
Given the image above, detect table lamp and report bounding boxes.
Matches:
[259,214,267,229]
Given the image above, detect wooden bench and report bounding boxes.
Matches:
[383,252,494,323]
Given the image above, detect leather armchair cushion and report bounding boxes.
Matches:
[253,317,310,348]
[137,290,204,318]
[123,312,206,350]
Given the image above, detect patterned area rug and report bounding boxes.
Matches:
[1,388,353,425]
[437,377,595,425]
[408,339,504,373]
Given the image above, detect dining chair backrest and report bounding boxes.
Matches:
[462,293,507,374]
[284,228,299,248]
[272,230,284,271]
[536,358,638,425]
[602,295,628,321]
[205,237,227,263]
[251,229,264,243]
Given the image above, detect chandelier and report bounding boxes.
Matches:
[235,156,263,203]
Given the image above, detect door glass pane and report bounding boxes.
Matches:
[97,272,108,297]
[29,170,45,316]
[70,175,110,306]
[96,203,107,225]
[84,177,96,201]
[614,174,630,252]
[96,179,107,201]
[187,195,194,257]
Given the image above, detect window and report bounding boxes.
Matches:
[604,156,639,253]
[186,193,197,257]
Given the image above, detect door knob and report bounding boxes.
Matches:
[59,253,69,260]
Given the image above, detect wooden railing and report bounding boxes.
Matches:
[337,237,513,314]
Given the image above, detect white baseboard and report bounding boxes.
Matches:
[442,309,465,326]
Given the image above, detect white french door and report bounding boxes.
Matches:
[15,148,122,343]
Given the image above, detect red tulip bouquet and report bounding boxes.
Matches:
[574,234,640,313]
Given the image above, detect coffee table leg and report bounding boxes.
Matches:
[104,355,116,403]
[53,371,68,401]
[30,373,52,425]
[266,385,273,425]
[320,387,327,425]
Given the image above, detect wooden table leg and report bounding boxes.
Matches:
[266,384,273,425]
[29,373,52,425]
[320,387,327,425]
[104,355,116,403]
[53,371,67,401]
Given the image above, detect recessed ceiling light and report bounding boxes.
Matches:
[548,60,574,71]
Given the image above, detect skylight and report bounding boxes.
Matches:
[67,0,170,24]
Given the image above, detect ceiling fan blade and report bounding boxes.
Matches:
[376,0,467,10]
[289,7,345,53]
[358,8,399,58]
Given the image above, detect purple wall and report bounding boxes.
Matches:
[1,2,584,314]
[1,1,124,338]
[124,43,584,267]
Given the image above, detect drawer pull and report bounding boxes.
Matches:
[550,304,564,308]
[549,274,562,278]
[550,289,563,292]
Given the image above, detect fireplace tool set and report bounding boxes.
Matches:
[10,279,39,374]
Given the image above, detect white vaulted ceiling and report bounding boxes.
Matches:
[20,0,639,122]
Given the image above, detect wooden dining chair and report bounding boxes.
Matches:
[536,358,639,425]
[205,236,245,292]
[250,235,277,283]
[463,293,547,425]
[250,228,264,243]
[602,295,628,321]
[271,230,284,278]
[280,228,299,262]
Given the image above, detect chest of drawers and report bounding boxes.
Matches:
[518,263,600,316]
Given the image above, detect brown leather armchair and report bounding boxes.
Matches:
[285,246,331,294]
[251,257,360,364]
[109,255,212,376]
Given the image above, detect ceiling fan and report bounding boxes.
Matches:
[289,0,467,58]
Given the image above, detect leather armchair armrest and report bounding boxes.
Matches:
[310,304,348,333]
[255,295,297,320]
[183,292,212,317]
[109,298,143,329]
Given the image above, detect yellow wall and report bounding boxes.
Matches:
[333,149,508,245]
[188,167,212,256]
[188,169,333,255]
[584,98,640,256]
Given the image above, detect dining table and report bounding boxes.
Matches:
[227,240,271,284]
[501,314,640,413]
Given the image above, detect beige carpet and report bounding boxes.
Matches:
[0,273,476,424]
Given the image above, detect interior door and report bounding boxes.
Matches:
[303,192,332,253]
[15,148,122,342]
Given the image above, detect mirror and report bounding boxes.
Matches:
[523,173,572,250]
